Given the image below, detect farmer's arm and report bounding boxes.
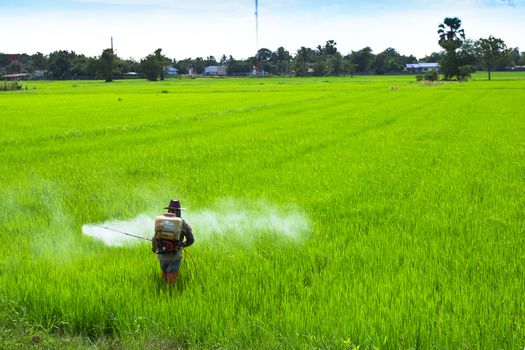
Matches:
[181,221,194,247]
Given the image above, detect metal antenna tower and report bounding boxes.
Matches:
[255,0,259,51]
[255,0,259,75]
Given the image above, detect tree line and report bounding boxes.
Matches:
[1,17,524,81]
[0,44,420,80]
[435,17,524,80]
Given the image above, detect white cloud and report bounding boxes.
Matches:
[73,0,252,12]
[495,0,515,6]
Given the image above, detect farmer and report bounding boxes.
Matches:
[153,199,194,286]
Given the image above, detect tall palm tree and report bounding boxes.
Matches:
[437,17,468,80]
[325,40,338,55]
[438,17,465,50]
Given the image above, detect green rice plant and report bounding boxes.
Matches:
[0,80,23,91]
[0,73,524,348]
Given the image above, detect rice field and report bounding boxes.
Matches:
[1,73,524,349]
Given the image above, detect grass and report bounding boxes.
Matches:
[1,72,524,349]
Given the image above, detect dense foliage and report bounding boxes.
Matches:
[0,43,419,79]
[0,17,524,80]
[475,36,512,80]
[100,49,116,83]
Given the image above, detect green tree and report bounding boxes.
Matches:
[325,40,338,55]
[458,39,477,72]
[115,57,140,75]
[205,56,218,67]
[293,46,315,76]
[256,48,275,75]
[193,57,205,75]
[371,48,405,74]
[313,40,342,76]
[438,17,465,49]
[0,53,10,70]
[341,55,357,76]
[70,55,97,79]
[475,36,510,80]
[140,48,169,81]
[226,56,251,76]
[99,49,115,82]
[348,47,374,73]
[307,41,339,76]
[174,58,193,75]
[457,65,474,81]
[86,57,100,79]
[154,48,171,80]
[518,52,525,66]
[256,48,272,62]
[6,61,23,74]
[31,52,48,70]
[140,54,161,81]
[48,50,77,79]
[273,47,292,75]
[437,17,466,80]
[324,52,342,76]
[317,40,338,56]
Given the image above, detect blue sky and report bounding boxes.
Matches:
[1,0,524,60]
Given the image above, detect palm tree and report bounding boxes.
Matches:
[437,17,467,80]
[324,40,338,55]
[438,17,465,51]
[154,48,171,80]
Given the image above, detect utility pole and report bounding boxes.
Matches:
[111,36,114,51]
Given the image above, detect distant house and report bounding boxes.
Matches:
[32,70,47,79]
[3,73,30,80]
[405,63,439,73]
[165,66,178,77]
[204,65,227,76]
[2,71,46,80]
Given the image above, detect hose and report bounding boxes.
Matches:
[182,247,198,281]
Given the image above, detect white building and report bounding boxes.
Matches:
[204,65,227,76]
[165,66,178,77]
[405,63,439,73]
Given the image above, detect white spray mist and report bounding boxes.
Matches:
[82,199,311,247]
[186,200,310,241]
[82,214,153,246]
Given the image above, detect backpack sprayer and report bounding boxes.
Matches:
[93,220,197,280]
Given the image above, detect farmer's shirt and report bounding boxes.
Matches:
[157,220,194,261]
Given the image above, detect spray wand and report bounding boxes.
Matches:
[91,224,151,241]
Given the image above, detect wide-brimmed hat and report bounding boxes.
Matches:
[164,199,186,211]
